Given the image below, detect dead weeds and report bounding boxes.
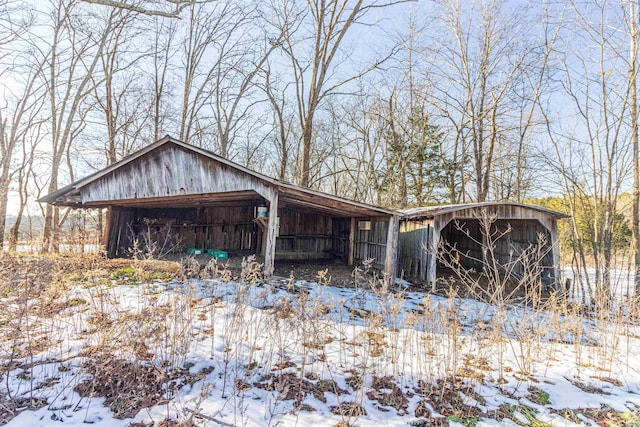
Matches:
[366,376,409,414]
[254,372,347,405]
[0,395,48,424]
[330,402,367,417]
[74,354,211,419]
[74,355,170,419]
[416,377,483,421]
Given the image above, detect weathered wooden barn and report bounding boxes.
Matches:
[39,136,400,278]
[40,137,569,289]
[397,203,569,290]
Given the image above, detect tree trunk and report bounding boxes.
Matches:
[300,112,314,187]
[0,115,13,250]
[8,194,26,252]
[0,169,9,250]
[631,0,640,294]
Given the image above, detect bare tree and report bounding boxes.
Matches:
[149,16,178,141]
[272,0,406,187]
[628,0,640,293]
[0,0,39,250]
[0,54,47,250]
[0,0,33,67]
[340,89,386,205]
[263,62,295,180]
[177,1,241,144]
[429,0,548,202]
[82,0,194,18]
[91,8,149,165]
[8,124,44,251]
[541,0,633,305]
[40,1,118,252]
[208,22,283,158]
[175,1,279,161]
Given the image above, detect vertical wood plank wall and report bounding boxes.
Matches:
[397,206,562,287]
[106,207,136,257]
[82,144,276,204]
[105,205,386,265]
[398,218,432,281]
[108,205,256,257]
[353,217,390,268]
[276,208,336,256]
[437,219,554,278]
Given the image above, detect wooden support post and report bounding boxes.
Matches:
[103,206,112,256]
[420,222,430,281]
[427,221,440,292]
[539,217,562,292]
[348,217,356,266]
[384,215,399,285]
[264,190,279,276]
[195,207,203,249]
[549,219,562,289]
[481,226,488,266]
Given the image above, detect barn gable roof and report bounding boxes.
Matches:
[39,137,568,220]
[400,202,570,220]
[39,136,396,217]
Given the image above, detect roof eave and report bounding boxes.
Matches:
[400,202,570,220]
[37,136,398,217]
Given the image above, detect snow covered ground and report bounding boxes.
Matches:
[2,265,640,426]
[2,244,101,253]
[564,265,637,305]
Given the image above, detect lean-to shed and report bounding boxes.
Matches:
[398,203,569,290]
[39,136,400,279]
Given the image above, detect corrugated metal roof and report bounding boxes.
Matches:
[400,202,569,220]
[38,136,397,216]
[38,136,568,221]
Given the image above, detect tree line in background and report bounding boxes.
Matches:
[1,0,640,301]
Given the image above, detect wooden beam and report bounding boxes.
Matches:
[348,217,356,266]
[278,186,395,217]
[82,190,263,208]
[195,207,203,248]
[428,220,441,292]
[384,215,399,285]
[280,196,380,218]
[549,219,562,291]
[107,207,124,258]
[103,207,112,252]
[263,190,279,276]
[421,222,430,281]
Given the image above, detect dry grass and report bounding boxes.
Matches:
[0,242,639,426]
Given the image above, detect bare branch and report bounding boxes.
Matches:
[81,0,203,18]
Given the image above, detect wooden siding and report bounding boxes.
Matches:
[439,219,554,279]
[354,217,389,268]
[275,208,335,256]
[106,207,136,257]
[107,205,357,262]
[398,219,431,281]
[82,144,276,204]
[108,206,257,257]
[440,219,483,270]
[398,207,561,287]
[488,220,554,277]
[332,218,350,259]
